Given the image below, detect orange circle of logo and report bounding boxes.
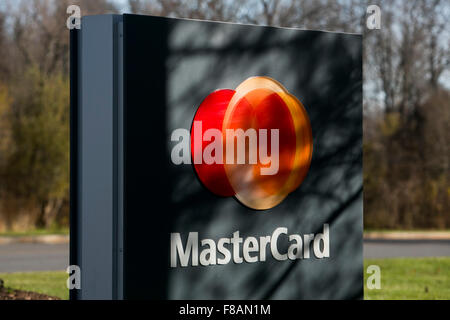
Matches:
[191,76,313,210]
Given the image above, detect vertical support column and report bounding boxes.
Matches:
[73,14,123,299]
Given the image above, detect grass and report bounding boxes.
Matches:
[0,227,69,237]
[364,257,450,300]
[0,271,68,300]
[364,229,450,233]
[0,258,448,300]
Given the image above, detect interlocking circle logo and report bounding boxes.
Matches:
[191,76,313,210]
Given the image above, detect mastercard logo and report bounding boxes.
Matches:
[190,76,313,210]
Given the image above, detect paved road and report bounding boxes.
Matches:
[363,239,450,259]
[0,243,68,273]
[0,240,449,272]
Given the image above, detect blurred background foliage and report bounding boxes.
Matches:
[0,0,448,231]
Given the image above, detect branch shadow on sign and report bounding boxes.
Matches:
[141,17,363,299]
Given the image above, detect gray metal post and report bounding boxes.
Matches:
[72,14,123,300]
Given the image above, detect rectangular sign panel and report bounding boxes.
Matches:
[72,14,363,300]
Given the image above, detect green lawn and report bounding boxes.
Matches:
[0,258,449,300]
[364,257,450,300]
[0,227,69,237]
[0,271,68,299]
[364,229,450,233]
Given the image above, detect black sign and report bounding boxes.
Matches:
[71,14,362,300]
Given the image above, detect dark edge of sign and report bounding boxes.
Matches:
[69,27,79,301]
